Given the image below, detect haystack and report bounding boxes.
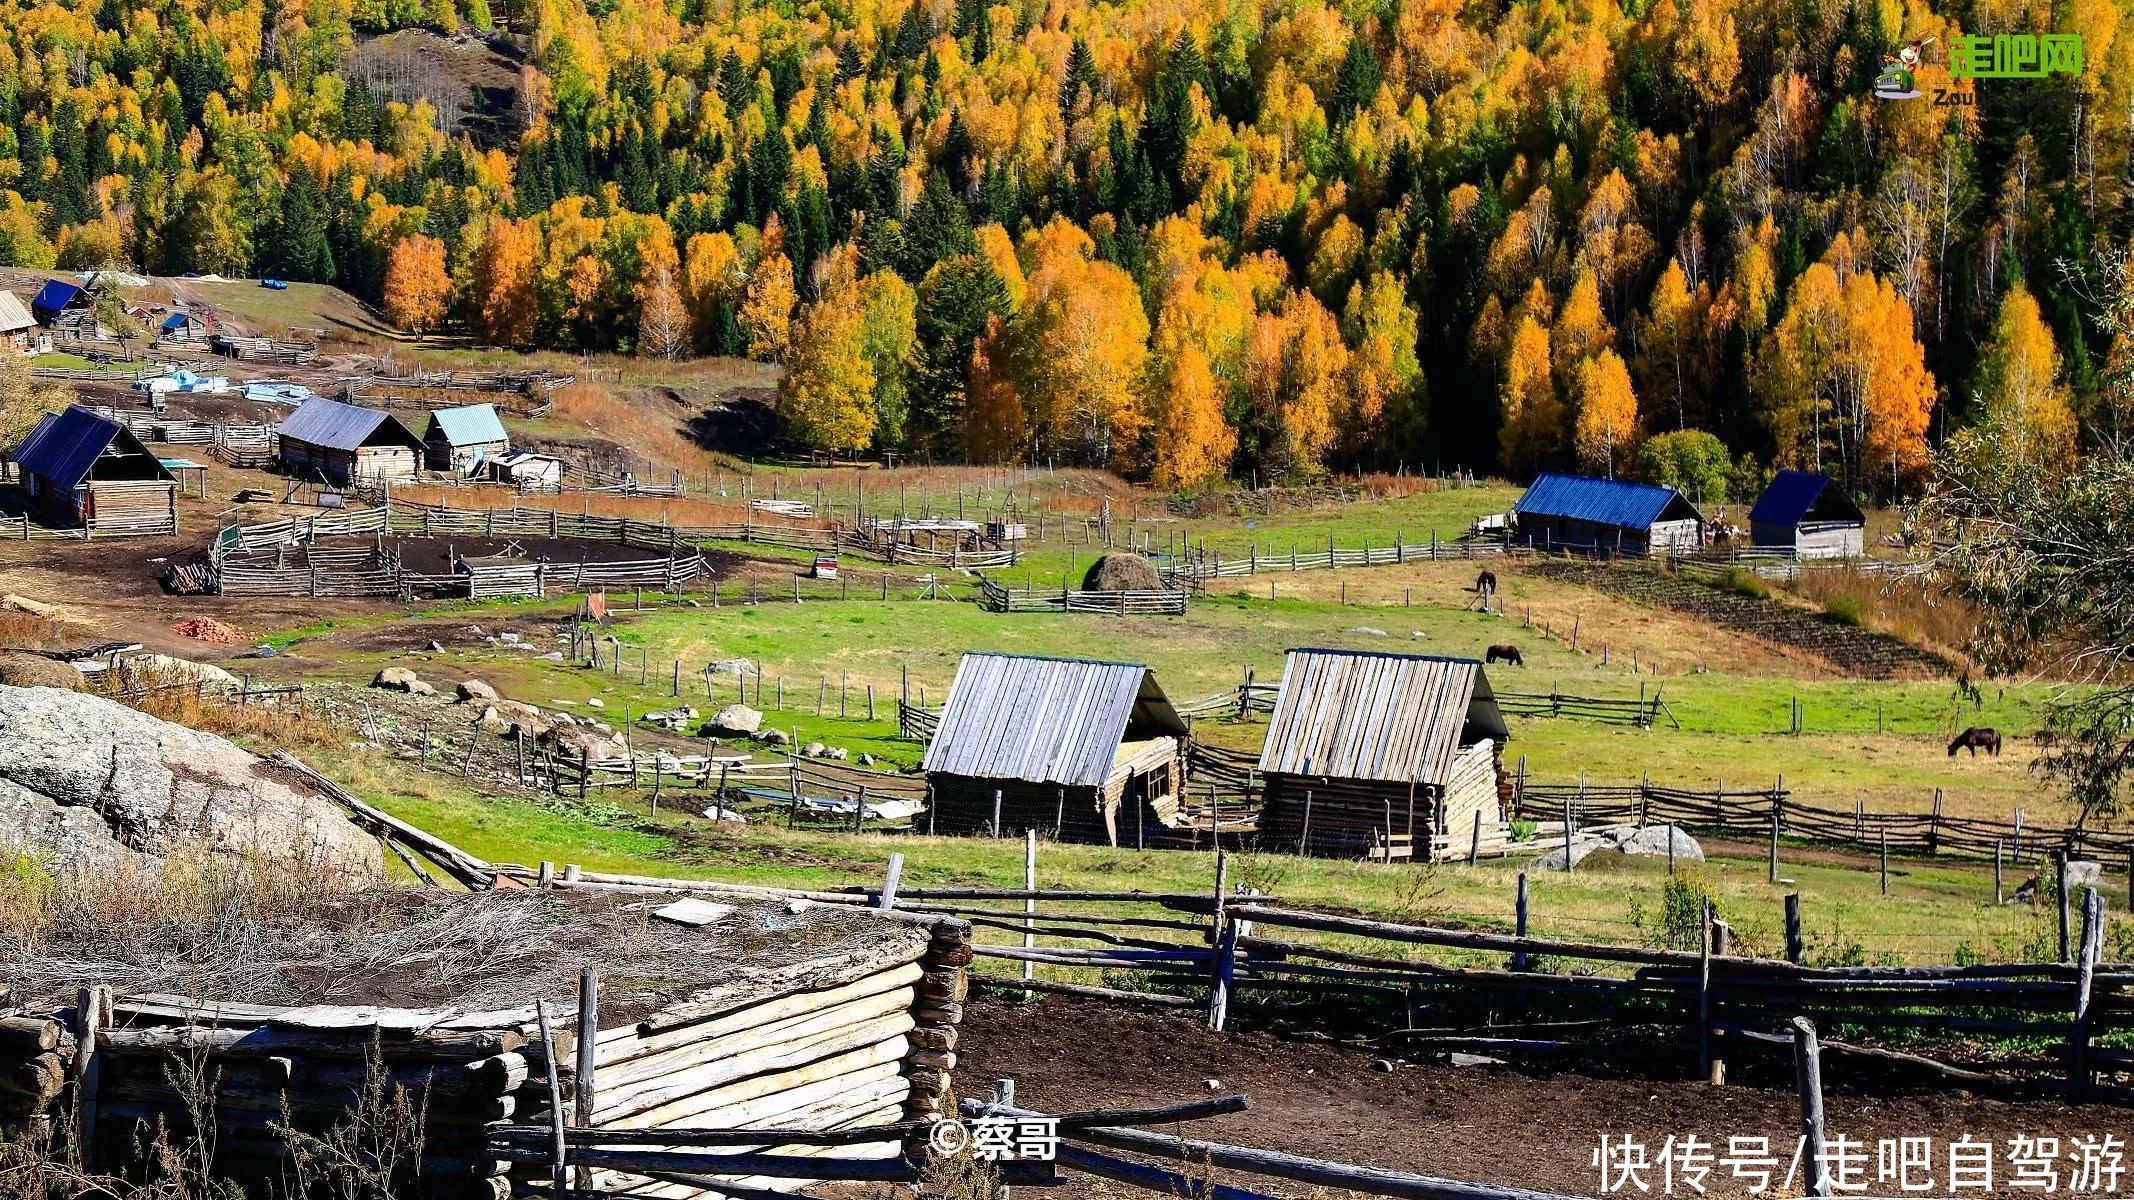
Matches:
[1082,552,1165,592]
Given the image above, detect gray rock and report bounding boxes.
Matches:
[826,746,848,761]
[118,654,240,691]
[1346,626,1389,637]
[1615,824,1704,861]
[757,728,792,746]
[0,685,381,876]
[803,741,828,759]
[456,679,500,703]
[407,680,436,697]
[424,640,446,652]
[707,703,763,735]
[372,667,422,691]
[1535,835,1615,872]
[474,706,510,736]
[859,753,876,767]
[2068,859,2104,891]
[586,697,605,709]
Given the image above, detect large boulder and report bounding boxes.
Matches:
[117,654,240,692]
[706,703,763,735]
[456,679,500,703]
[0,651,83,691]
[373,667,423,691]
[0,685,382,876]
[1082,553,1166,593]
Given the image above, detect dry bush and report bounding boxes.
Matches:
[1782,567,1980,659]
[549,381,716,473]
[0,609,66,651]
[91,665,342,751]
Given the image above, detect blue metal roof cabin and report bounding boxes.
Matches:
[1512,473,1705,556]
[1748,470,1865,559]
[422,404,511,474]
[9,405,177,533]
[29,279,84,323]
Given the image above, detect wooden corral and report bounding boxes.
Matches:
[1255,649,1509,859]
[922,653,1188,844]
[277,397,424,485]
[7,404,178,535]
[0,890,972,1200]
[425,404,512,474]
[1512,473,1704,556]
[1748,470,1866,559]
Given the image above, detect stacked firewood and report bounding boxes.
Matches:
[0,1015,69,1124]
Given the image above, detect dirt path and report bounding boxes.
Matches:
[958,995,2101,1197]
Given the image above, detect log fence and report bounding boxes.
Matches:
[977,576,1188,615]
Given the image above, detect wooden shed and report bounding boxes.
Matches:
[425,403,512,474]
[1748,470,1865,559]
[156,310,210,344]
[488,448,569,490]
[1255,649,1509,860]
[920,652,1188,844]
[276,397,423,485]
[0,291,36,353]
[8,404,178,535]
[1512,473,1704,556]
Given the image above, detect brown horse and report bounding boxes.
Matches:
[1476,568,1498,596]
[1486,644,1524,666]
[1948,727,2002,757]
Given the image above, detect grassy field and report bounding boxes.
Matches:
[318,741,2071,969]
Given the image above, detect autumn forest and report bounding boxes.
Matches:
[0,0,2126,494]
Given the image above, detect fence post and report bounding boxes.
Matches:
[2072,887,2104,1098]
[1995,841,2005,905]
[1880,829,1889,896]
[878,852,905,910]
[1695,900,1713,1082]
[1784,893,1803,964]
[992,789,1003,838]
[1300,790,1313,856]
[573,968,599,1191]
[2059,853,2073,964]
[1562,796,1574,872]
[1793,1017,1831,1197]
[1512,874,1529,971]
[1022,831,1039,990]
[1768,812,1779,884]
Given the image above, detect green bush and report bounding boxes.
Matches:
[1823,594,1867,626]
[1637,431,1733,503]
[1717,566,1770,600]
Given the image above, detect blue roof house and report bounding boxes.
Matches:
[422,404,511,474]
[9,405,177,532]
[1512,473,1706,556]
[1748,471,1865,559]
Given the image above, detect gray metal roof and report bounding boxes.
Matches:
[10,405,170,491]
[277,398,422,452]
[0,291,34,332]
[1256,649,1508,787]
[921,653,1187,787]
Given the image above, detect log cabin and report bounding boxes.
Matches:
[921,652,1188,844]
[8,404,178,535]
[0,291,36,353]
[1512,472,1705,556]
[425,403,512,474]
[1255,649,1509,860]
[1748,470,1865,559]
[276,397,424,485]
[0,890,972,1200]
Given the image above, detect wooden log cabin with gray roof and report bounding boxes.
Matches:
[1255,649,1511,861]
[920,652,1188,844]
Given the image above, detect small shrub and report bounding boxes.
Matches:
[1508,819,1538,843]
[1716,567,1771,600]
[1822,594,1867,626]
[1629,867,1716,953]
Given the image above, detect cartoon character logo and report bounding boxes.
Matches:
[1875,37,1935,99]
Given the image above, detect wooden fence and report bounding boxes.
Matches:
[1511,774,2133,865]
[1167,532,1511,580]
[977,576,1188,615]
[1494,688,1680,729]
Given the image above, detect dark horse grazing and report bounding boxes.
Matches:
[1486,644,1523,666]
[1476,569,1498,596]
[1948,727,2002,757]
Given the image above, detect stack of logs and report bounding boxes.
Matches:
[0,1014,68,1124]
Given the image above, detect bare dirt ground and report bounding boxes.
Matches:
[958,995,2102,1198]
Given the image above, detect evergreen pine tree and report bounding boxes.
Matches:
[903,171,977,278]
[1331,34,1381,122]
